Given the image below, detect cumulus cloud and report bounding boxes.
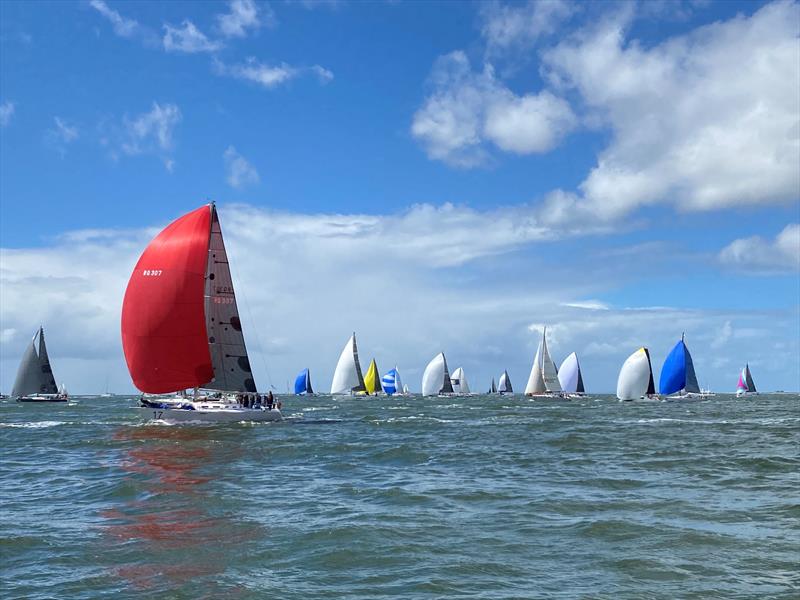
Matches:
[213,57,333,88]
[411,51,576,167]
[224,146,260,189]
[216,0,271,38]
[3,203,797,394]
[480,0,575,54]
[0,101,14,127]
[540,0,800,221]
[163,20,222,53]
[719,224,800,274]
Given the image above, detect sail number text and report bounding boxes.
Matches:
[142,270,163,276]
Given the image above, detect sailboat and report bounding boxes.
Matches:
[659,333,707,400]
[121,203,282,422]
[381,367,404,396]
[421,352,454,396]
[488,378,497,394]
[524,327,564,398]
[12,327,68,402]
[617,347,658,401]
[497,370,513,395]
[294,368,314,395]
[364,358,384,395]
[450,367,471,395]
[330,333,366,395]
[736,363,758,397]
[402,383,411,395]
[557,352,585,397]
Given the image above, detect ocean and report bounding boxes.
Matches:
[1,394,798,599]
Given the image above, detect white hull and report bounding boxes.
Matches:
[736,390,758,398]
[138,405,282,423]
[526,392,568,399]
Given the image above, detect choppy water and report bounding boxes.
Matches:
[1,394,798,599]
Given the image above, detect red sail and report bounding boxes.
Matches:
[121,205,214,393]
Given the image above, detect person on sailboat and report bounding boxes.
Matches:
[267,391,274,410]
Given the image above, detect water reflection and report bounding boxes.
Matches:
[100,425,263,595]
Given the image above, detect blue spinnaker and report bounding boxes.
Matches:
[659,340,687,395]
[294,368,312,395]
[382,369,398,395]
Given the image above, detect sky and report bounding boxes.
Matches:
[0,0,798,395]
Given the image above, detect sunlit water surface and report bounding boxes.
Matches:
[1,394,798,599]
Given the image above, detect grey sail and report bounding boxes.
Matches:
[745,364,757,392]
[440,354,454,394]
[204,206,256,393]
[12,328,58,397]
[351,334,366,393]
[683,343,700,393]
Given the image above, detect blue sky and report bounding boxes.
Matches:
[0,0,798,394]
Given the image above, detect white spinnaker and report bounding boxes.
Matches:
[617,348,652,400]
[558,352,580,393]
[331,334,363,394]
[422,353,447,396]
[451,367,470,394]
[498,370,512,393]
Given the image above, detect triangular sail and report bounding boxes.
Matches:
[737,368,748,392]
[451,367,470,394]
[490,378,497,393]
[441,355,454,393]
[659,335,700,395]
[525,328,561,394]
[645,349,656,395]
[364,359,383,394]
[557,352,581,393]
[617,347,654,400]
[576,366,585,393]
[498,370,513,393]
[745,364,756,392]
[331,333,366,394]
[12,328,58,397]
[204,206,256,393]
[294,368,312,394]
[422,352,452,396]
[381,368,399,395]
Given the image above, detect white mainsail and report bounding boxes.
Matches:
[330,333,366,394]
[557,352,583,393]
[617,347,655,400]
[421,352,454,396]
[525,327,562,395]
[450,367,471,394]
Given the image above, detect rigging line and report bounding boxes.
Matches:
[226,226,276,391]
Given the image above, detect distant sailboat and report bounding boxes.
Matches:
[659,333,704,399]
[331,333,366,395]
[557,352,585,396]
[497,370,513,394]
[381,367,404,396]
[736,363,758,397]
[488,378,497,394]
[617,347,657,401]
[12,327,67,402]
[121,203,282,422]
[450,367,471,395]
[294,368,314,395]
[421,352,454,397]
[364,359,383,395]
[402,383,410,395]
[525,327,563,398]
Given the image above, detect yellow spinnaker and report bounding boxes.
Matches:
[364,359,382,395]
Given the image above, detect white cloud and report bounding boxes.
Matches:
[719,223,800,274]
[216,0,270,38]
[89,0,139,38]
[163,20,222,53]
[540,0,800,221]
[711,320,733,349]
[561,300,610,311]
[224,146,260,189]
[45,117,79,156]
[480,0,575,54]
[1,203,797,394]
[411,51,576,167]
[213,57,333,89]
[100,102,181,170]
[0,101,14,127]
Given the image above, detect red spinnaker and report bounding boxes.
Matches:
[121,206,214,393]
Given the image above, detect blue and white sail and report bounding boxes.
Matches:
[381,367,404,395]
[659,333,700,395]
[294,368,313,395]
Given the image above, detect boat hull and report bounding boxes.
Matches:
[137,406,283,423]
[16,396,68,403]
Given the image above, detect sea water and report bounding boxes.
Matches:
[1,394,798,599]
